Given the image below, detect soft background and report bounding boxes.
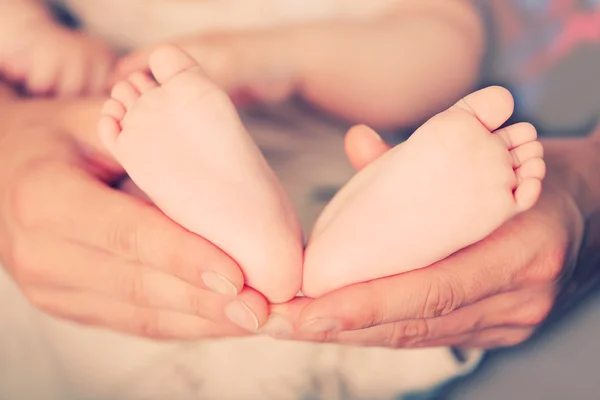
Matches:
[3,1,599,399]
[444,1,600,398]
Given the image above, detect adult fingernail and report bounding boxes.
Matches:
[300,318,341,333]
[202,271,238,296]
[225,300,259,332]
[260,315,294,338]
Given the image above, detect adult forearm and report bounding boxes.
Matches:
[542,132,600,218]
[541,130,600,316]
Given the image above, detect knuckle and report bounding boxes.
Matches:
[468,312,487,331]
[481,329,534,349]
[538,249,566,282]
[518,309,545,327]
[114,270,149,306]
[187,288,205,316]
[388,319,432,348]
[421,275,465,318]
[519,224,568,285]
[364,282,387,327]
[128,309,163,339]
[164,236,197,282]
[166,251,188,279]
[311,329,340,344]
[522,246,566,285]
[108,219,142,261]
[518,297,554,327]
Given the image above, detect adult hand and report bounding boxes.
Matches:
[0,95,269,340]
[0,19,115,97]
[270,125,585,349]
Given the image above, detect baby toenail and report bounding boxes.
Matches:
[201,271,238,296]
[260,315,294,338]
[300,318,341,333]
[225,301,259,332]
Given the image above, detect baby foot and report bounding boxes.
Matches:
[303,86,545,297]
[98,45,303,303]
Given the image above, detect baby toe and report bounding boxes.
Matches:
[514,178,542,212]
[496,122,538,150]
[110,80,140,110]
[101,98,126,121]
[453,86,515,131]
[148,44,201,84]
[99,96,128,152]
[516,158,546,184]
[510,140,544,169]
[97,115,121,152]
[128,71,158,93]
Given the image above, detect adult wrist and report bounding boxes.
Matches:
[541,136,600,320]
[550,210,600,320]
[543,137,600,218]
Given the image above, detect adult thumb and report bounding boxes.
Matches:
[344,125,392,171]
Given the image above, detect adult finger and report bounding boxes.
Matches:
[56,50,88,98]
[54,97,119,167]
[337,289,549,347]
[27,47,59,95]
[419,286,554,338]
[225,287,271,332]
[25,288,248,340]
[286,318,533,350]
[337,326,533,349]
[264,296,313,338]
[296,219,532,332]
[1,52,28,83]
[279,287,552,345]
[88,51,113,95]
[414,327,534,349]
[10,161,245,295]
[14,236,234,321]
[344,125,392,171]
